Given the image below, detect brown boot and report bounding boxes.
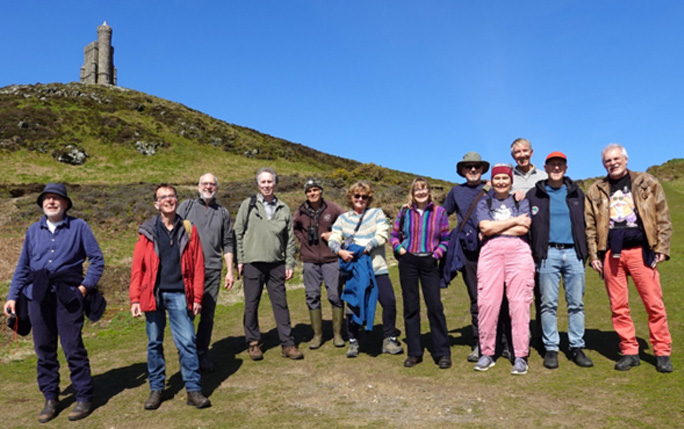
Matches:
[186,391,211,409]
[332,306,346,348]
[68,401,92,421]
[248,341,263,361]
[282,345,304,360]
[309,309,323,349]
[38,399,59,423]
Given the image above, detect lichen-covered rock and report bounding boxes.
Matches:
[54,144,88,165]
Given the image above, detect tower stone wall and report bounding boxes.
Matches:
[80,21,116,85]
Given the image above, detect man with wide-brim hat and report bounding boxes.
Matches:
[443,152,492,362]
[3,183,104,423]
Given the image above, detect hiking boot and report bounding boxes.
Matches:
[615,354,640,371]
[144,390,162,410]
[347,340,359,358]
[199,354,216,372]
[474,355,496,372]
[38,399,59,423]
[438,355,452,370]
[656,356,673,373]
[186,391,211,409]
[282,345,304,360]
[511,358,528,375]
[68,401,92,421]
[332,306,346,347]
[382,337,404,355]
[543,350,559,369]
[248,341,263,361]
[467,345,480,363]
[308,309,323,350]
[404,356,423,367]
[571,348,594,368]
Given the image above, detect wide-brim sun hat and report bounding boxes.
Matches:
[456,152,490,177]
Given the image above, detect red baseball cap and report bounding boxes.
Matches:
[545,151,567,163]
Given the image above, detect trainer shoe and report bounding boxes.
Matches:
[543,350,559,369]
[615,354,640,371]
[347,340,359,358]
[474,355,496,372]
[467,345,480,363]
[656,356,673,373]
[511,358,528,375]
[570,348,594,368]
[382,337,404,355]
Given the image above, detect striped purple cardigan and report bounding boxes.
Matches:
[389,202,450,259]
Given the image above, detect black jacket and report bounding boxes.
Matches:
[526,177,587,263]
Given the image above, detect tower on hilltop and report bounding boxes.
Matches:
[80,21,117,85]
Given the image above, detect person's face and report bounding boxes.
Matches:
[413,185,430,205]
[492,173,512,194]
[306,187,322,205]
[198,175,218,200]
[154,187,178,215]
[461,163,483,184]
[602,148,628,179]
[544,159,568,182]
[42,193,67,221]
[511,143,533,168]
[352,190,369,212]
[257,172,275,198]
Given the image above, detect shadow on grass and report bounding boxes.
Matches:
[62,362,148,412]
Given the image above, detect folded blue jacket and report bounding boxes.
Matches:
[340,244,378,331]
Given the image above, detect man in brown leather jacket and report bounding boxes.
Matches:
[585,143,673,373]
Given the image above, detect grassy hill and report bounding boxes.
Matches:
[2,83,684,426]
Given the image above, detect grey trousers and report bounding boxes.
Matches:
[243,262,295,347]
[303,261,342,310]
[196,268,221,355]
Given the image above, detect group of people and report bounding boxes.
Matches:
[3,140,674,423]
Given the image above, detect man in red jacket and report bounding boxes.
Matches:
[129,184,210,410]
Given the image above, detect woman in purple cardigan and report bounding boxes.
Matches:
[390,178,451,369]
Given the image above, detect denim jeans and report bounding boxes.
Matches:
[538,247,586,351]
[145,291,202,392]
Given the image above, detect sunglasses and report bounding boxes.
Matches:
[463,164,481,171]
[353,194,369,200]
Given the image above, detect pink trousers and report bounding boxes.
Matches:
[604,248,672,356]
[477,237,535,358]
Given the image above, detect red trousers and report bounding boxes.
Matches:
[604,248,672,356]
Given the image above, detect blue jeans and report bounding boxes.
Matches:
[145,291,202,392]
[538,247,586,351]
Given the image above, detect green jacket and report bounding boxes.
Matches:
[234,195,296,269]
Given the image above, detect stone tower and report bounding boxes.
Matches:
[80,21,117,85]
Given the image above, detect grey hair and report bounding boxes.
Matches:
[510,137,532,154]
[256,167,278,184]
[601,143,629,161]
[198,173,218,187]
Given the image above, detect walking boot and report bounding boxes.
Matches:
[38,399,59,423]
[332,306,346,347]
[309,309,323,350]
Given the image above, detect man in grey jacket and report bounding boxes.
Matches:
[178,173,234,372]
[234,167,302,361]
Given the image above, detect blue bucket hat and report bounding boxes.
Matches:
[36,183,73,211]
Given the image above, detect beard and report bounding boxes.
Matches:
[200,190,216,200]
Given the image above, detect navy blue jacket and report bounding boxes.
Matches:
[526,177,587,263]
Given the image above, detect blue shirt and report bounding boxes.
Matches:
[547,184,573,244]
[8,215,105,301]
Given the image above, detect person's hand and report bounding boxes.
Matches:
[655,253,666,264]
[285,269,294,281]
[78,285,87,298]
[3,300,16,317]
[320,231,332,241]
[130,303,142,318]
[399,248,407,256]
[192,303,202,316]
[224,270,235,291]
[590,259,603,275]
[338,249,354,262]
[516,213,531,228]
[514,190,526,202]
[238,263,244,277]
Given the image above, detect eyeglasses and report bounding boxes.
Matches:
[157,194,177,202]
[353,194,369,200]
[200,182,217,187]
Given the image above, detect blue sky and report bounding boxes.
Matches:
[2,1,683,182]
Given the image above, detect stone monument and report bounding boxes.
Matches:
[80,21,116,85]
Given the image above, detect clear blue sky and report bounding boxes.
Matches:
[2,1,683,182]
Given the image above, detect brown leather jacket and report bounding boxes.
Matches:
[584,170,672,262]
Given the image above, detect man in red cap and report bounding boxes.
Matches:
[526,152,593,370]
